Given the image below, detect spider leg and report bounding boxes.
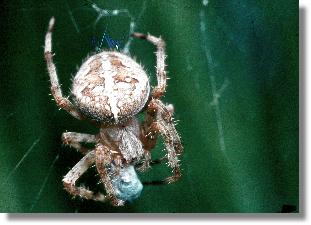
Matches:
[136,150,152,172]
[136,155,166,170]
[95,143,125,206]
[152,121,182,184]
[132,32,167,99]
[152,99,183,155]
[62,132,97,155]
[62,150,107,202]
[44,17,84,120]
[137,102,160,172]
[140,99,183,183]
[133,32,177,173]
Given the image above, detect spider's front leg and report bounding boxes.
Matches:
[138,103,176,172]
[62,132,97,155]
[151,121,182,184]
[140,99,183,183]
[95,143,125,206]
[44,17,83,120]
[62,150,107,202]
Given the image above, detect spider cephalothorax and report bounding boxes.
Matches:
[44,17,183,206]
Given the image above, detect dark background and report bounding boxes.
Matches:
[0,0,298,213]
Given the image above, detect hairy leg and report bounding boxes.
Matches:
[136,150,152,172]
[62,132,97,154]
[151,99,183,154]
[152,121,182,184]
[44,17,83,120]
[62,150,106,202]
[140,99,183,183]
[132,32,167,98]
[95,143,125,206]
[136,154,167,172]
[133,32,182,182]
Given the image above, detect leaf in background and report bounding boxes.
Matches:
[0,0,298,212]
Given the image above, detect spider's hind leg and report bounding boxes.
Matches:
[132,32,167,99]
[44,17,84,120]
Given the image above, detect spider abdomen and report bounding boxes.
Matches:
[71,51,150,124]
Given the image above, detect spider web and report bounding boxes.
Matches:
[199,1,230,158]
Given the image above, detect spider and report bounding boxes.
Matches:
[44,17,183,206]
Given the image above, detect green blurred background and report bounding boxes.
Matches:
[0,0,298,213]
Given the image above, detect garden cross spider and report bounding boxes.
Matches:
[44,17,183,206]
